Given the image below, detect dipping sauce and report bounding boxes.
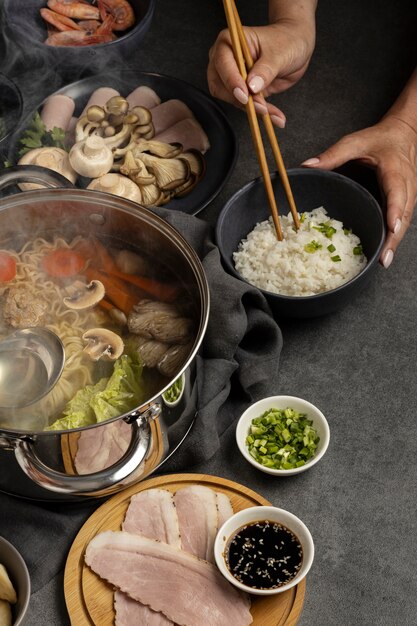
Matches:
[225,520,303,589]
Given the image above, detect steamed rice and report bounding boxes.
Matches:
[233,207,367,296]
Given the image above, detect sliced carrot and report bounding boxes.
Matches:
[106,268,180,303]
[0,252,17,282]
[98,298,115,312]
[41,249,86,277]
[84,267,139,315]
[75,237,179,302]
[73,238,118,274]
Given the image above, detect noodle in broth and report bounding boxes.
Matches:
[0,236,110,430]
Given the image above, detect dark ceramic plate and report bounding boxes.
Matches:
[9,70,237,215]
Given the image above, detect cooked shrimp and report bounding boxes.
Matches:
[45,29,91,46]
[77,19,102,32]
[46,0,100,20]
[98,0,135,31]
[40,7,82,31]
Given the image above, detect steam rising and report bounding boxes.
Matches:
[0,1,139,129]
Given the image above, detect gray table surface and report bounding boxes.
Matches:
[1,1,417,625]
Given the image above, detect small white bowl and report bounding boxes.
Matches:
[236,395,330,476]
[214,505,314,595]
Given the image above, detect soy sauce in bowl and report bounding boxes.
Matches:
[225,520,303,590]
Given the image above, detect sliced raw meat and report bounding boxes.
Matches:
[126,86,161,110]
[150,99,194,135]
[74,420,131,474]
[115,488,180,625]
[86,531,253,626]
[115,593,172,626]
[122,489,181,548]
[216,492,234,528]
[80,87,120,118]
[154,118,210,154]
[40,94,75,131]
[174,485,218,562]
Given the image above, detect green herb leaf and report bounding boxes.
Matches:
[331,254,342,262]
[327,244,336,253]
[163,375,184,404]
[313,221,337,239]
[353,245,363,255]
[343,227,352,236]
[16,111,67,159]
[304,240,323,253]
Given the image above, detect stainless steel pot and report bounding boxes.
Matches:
[0,167,209,501]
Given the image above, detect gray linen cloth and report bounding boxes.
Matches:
[0,208,283,625]
[157,207,283,469]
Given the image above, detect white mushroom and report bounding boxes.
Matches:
[18,147,77,191]
[82,328,124,361]
[87,173,143,203]
[63,280,105,310]
[69,135,113,178]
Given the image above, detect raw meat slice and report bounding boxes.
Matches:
[86,531,253,626]
[174,485,218,562]
[74,420,131,474]
[122,489,181,548]
[216,492,234,528]
[115,488,180,625]
[115,592,172,625]
[126,86,161,110]
[150,99,194,135]
[154,118,210,153]
[40,94,75,131]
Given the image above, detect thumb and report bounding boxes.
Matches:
[302,134,368,170]
[247,57,279,94]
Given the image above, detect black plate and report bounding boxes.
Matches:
[9,70,237,215]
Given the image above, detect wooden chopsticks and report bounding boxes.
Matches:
[223,0,300,239]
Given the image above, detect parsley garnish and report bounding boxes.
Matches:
[17,112,66,158]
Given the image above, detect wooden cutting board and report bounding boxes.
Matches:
[64,473,306,626]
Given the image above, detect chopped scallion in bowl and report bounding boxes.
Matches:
[236,396,330,476]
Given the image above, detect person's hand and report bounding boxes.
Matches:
[302,116,417,268]
[207,18,316,127]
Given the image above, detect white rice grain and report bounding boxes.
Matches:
[233,207,367,296]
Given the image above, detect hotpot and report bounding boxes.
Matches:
[0,166,210,501]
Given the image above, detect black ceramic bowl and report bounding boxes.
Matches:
[216,168,385,319]
[3,0,156,77]
[0,74,23,156]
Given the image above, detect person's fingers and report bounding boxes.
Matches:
[379,170,416,267]
[252,95,286,127]
[301,133,370,170]
[208,34,248,105]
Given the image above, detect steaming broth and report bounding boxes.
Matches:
[0,235,195,432]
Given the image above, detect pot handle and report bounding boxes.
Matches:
[0,165,75,191]
[13,412,154,496]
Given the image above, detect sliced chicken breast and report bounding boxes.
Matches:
[86,531,253,626]
[175,485,219,562]
[154,118,210,154]
[40,94,75,132]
